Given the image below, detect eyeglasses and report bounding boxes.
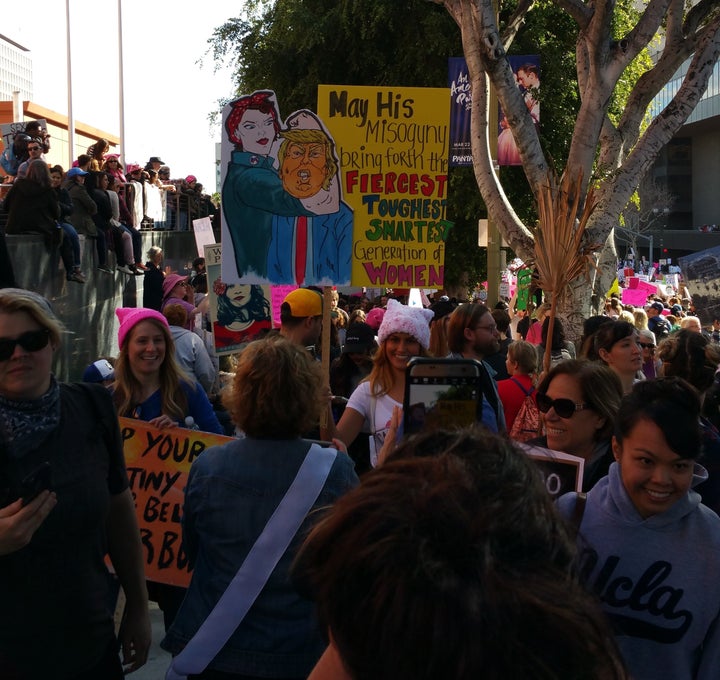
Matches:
[473,323,497,333]
[106,159,118,163]
[536,392,589,419]
[0,329,50,361]
[27,146,42,152]
[639,343,655,350]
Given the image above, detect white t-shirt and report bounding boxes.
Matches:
[346,381,401,467]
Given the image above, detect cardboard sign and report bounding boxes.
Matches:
[317,85,453,288]
[679,245,720,324]
[206,243,273,356]
[517,442,584,499]
[120,417,234,586]
[192,217,216,258]
[220,91,353,287]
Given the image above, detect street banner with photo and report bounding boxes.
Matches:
[518,442,584,500]
[448,57,473,167]
[317,85,454,289]
[679,245,720,324]
[119,417,234,586]
[498,56,540,167]
[220,90,353,287]
[205,243,272,355]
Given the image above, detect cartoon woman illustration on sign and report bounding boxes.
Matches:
[221,90,352,286]
[221,91,315,280]
[212,280,271,350]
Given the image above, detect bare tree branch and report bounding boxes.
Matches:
[499,0,536,49]
[551,0,591,29]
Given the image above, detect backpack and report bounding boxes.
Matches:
[508,378,540,442]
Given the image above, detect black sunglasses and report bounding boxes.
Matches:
[536,392,589,419]
[639,343,655,350]
[0,329,51,361]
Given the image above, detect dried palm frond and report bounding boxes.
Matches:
[530,169,603,373]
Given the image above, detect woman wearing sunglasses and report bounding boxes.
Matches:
[0,288,150,678]
[531,360,623,491]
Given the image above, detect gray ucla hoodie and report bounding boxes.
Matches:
[557,462,720,680]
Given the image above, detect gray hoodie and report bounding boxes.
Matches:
[557,462,720,680]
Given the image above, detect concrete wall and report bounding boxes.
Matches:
[6,231,202,382]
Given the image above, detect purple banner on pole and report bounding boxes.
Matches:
[448,57,473,167]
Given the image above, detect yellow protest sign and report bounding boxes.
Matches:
[317,85,453,288]
[120,417,234,586]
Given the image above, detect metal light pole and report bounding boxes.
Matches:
[65,0,75,168]
[117,0,126,164]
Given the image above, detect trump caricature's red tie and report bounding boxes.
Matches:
[295,216,307,286]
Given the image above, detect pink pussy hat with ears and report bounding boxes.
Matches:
[116,307,169,349]
[377,299,435,350]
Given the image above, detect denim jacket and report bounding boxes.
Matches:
[161,437,358,677]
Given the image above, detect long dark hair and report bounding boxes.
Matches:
[216,285,270,326]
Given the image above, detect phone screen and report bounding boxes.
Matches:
[404,359,482,435]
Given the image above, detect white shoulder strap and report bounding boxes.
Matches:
[166,444,337,680]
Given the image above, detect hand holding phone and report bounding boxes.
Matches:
[0,489,56,556]
[20,461,52,506]
[403,358,483,436]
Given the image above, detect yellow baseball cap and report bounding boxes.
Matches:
[283,288,323,317]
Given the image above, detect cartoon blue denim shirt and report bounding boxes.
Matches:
[221,151,313,279]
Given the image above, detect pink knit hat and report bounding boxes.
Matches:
[116,307,169,348]
[377,299,434,350]
[365,306,385,331]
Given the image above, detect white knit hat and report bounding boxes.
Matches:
[377,299,434,350]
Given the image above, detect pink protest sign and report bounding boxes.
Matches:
[622,288,649,307]
[271,285,296,326]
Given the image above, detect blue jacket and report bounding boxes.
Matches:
[267,202,353,286]
[129,380,222,434]
[222,151,313,279]
[161,437,359,677]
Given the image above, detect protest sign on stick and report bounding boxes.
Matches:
[120,417,234,586]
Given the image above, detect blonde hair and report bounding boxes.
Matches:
[633,309,648,331]
[0,288,64,346]
[112,318,192,420]
[507,340,538,375]
[366,338,430,397]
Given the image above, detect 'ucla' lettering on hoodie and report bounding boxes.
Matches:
[557,462,720,680]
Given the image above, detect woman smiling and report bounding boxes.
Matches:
[331,299,433,466]
[557,378,720,679]
[530,360,623,491]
